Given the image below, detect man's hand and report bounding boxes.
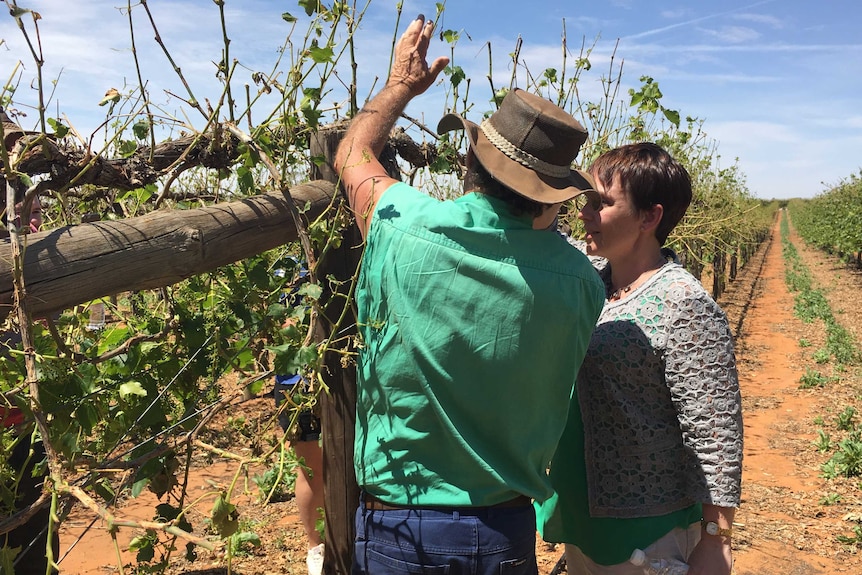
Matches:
[387,15,449,96]
[335,14,449,238]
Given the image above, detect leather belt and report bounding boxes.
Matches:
[364,493,532,512]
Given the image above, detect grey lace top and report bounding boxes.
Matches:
[575,243,743,517]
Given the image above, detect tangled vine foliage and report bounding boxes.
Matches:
[1,0,776,571]
[789,171,862,266]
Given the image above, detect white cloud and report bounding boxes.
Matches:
[697,26,761,44]
[660,9,691,20]
[733,13,784,29]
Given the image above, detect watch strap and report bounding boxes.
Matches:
[703,520,733,538]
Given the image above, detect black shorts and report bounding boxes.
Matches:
[273,375,321,442]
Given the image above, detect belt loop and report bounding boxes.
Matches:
[356,491,368,542]
[452,510,460,521]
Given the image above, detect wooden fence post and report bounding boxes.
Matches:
[309,125,400,575]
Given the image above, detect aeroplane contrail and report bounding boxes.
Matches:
[622,0,778,40]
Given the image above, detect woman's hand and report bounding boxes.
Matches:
[685,535,732,575]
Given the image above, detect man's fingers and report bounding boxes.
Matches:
[397,20,420,51]
[417,19,435,51]
[429,57,450,79]
[422,19,435,39]
[402,15,426,43]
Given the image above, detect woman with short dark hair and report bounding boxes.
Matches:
[539,143,742,575]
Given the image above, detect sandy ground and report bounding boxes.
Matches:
[55,214,862,574]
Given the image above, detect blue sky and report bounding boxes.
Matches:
[2,0,860,200]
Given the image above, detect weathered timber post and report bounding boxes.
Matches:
[0,181,336,321]
[309,125,361,575]
[730,247,738,281]
[712,240,726,299]
[310,125,400,575]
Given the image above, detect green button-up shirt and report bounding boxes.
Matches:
[354,182,604,507]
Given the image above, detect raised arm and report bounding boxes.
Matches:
[334,14,449,237]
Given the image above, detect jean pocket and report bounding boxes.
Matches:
[362,547,450,575]
[499,553,537,575]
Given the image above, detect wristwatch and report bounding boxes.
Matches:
[702,520,733,538]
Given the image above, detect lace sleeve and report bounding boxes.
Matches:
[663,283,743,507]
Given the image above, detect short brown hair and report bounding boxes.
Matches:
[589,143,692,245]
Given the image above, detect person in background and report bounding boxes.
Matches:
[334,14,605,575]
[537,143,743,575]
[1,188,60,575]
[272,261,325,575]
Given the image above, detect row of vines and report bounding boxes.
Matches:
[788,171,862,266]
[778,209,862,549]
[784,171,862,549]
[2,1,773,573]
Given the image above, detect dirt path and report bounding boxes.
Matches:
[725,213,862,574]
[55,213,862,574]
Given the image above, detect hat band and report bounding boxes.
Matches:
[480,119,572,179]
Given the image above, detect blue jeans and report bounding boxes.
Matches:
[352,497,538,575]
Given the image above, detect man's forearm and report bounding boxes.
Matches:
[333,82,411,235]
[347,82,413,159]
[333,15,448,237]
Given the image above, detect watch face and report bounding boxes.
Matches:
[706,522,719,535]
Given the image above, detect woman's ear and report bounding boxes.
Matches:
[641,203,664,234]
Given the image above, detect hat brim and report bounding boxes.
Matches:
[437,113,598,206]
[2,124,48,150]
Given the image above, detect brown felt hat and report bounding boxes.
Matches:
[437,89,599,205]
[0,107,24,151]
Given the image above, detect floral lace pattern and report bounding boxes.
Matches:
[579,262,743,517]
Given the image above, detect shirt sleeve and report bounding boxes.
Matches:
[663,283,744,507]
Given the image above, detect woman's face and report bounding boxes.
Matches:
[577,174,641,260]
[14,195,42,233]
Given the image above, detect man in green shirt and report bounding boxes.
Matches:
[335,14,605,575]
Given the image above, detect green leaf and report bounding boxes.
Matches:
[245,377,266,397]
[93,477,117,503]
[119,380,148,398]
[298,282,323,301]
[661,107,681,127]
[282,12,297,22]
[301,107,323,129]
[446,65,465,89]
[298,0,319,16]
[306,43,334,64]
[75,402,101,435]
[237,165,255,195]
[231,530,261,549]
[155,503,181,521]
[0,547,18,575]
[441,29,460,44]
[270,343,318,376]
[492,89,509,107]
[121,186,154,203]
[211,492,239,537]
[47,117,70,138]
[129,532,156,562]
[129,534,152,551]
[140,341,161,354]
[232,347,255,370]
[118,140,138,158]
[131,476,150,498]
[132,119,150,140]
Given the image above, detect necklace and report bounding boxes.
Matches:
[608,254,668,302]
